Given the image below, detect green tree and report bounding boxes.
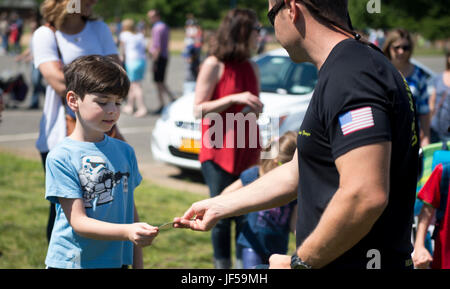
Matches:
[349,0,450,41]
[35,0,449,41]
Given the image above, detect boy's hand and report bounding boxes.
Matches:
[269,254,291,269]
[413,246,433,269]
[127,223,159,247]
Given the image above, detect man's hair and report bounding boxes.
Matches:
[272,0,356,38]
[210,8,258,63]
[64,55,130,100]
[300,0,353,34]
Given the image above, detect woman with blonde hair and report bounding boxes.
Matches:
[119,18,148,117]
[32,0,121,244]
[383,28,431,146]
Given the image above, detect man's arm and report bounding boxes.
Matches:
[270,142,391,269]
[296,142,390,268]
[174,150,299,230]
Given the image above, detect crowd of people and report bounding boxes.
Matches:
[0,11,24,56]
[0,0,449,270]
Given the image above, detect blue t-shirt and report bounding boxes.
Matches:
[45,136,142,268]
[237,166,296,259]
[406,65,430,116]
[431,73,450,140]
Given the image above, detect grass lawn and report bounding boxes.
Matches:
[0,152,297,269]
[0,152,211,268]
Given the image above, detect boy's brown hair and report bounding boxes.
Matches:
[64,55,130,100]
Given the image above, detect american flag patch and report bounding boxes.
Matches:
[338,107,375,136]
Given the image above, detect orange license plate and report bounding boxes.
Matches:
[179,138,201,154]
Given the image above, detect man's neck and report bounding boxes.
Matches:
[305,24,351,71]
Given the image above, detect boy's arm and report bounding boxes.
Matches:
[59,198,158,247]
[133,204,144,269]
[413,203,435,269]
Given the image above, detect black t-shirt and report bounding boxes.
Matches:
[296,39,419,269]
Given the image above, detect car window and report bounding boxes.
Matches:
[257,55,318,95]
[287,62,318,94]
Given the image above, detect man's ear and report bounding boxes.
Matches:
[66,91,79,112]
[286,0,298,23]
[286,0,303,24]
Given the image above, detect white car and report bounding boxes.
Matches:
[151,48,318,170]
[150,49,435,171]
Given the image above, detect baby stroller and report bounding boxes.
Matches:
[0,70,29,108]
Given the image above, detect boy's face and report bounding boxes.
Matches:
[77,93,122,135]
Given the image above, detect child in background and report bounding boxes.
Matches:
[119,18,148,118]
[413,162,450,269]
[45,55,158,269]
[222,131,298,269]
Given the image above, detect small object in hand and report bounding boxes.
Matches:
[158,221,174,230]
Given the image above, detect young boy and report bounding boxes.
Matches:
[45,55,158,269]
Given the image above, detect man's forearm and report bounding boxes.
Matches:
[217,161,298,218]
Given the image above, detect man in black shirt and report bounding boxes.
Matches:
[174,0,419,269]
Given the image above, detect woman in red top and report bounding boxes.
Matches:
[194,8,263,269]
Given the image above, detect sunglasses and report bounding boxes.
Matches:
[267,1,285,26]
[392,45,412,52]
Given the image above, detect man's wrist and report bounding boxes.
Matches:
[291,253,312,269]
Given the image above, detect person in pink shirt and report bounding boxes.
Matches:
[147,9,175,114]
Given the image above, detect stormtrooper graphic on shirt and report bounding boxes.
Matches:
[78,156,130,208]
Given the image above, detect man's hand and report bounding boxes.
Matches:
[173,198,224,231]
[269,254,291,269]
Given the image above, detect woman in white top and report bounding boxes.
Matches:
[32,0,119,242]
[119,18,148,117]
